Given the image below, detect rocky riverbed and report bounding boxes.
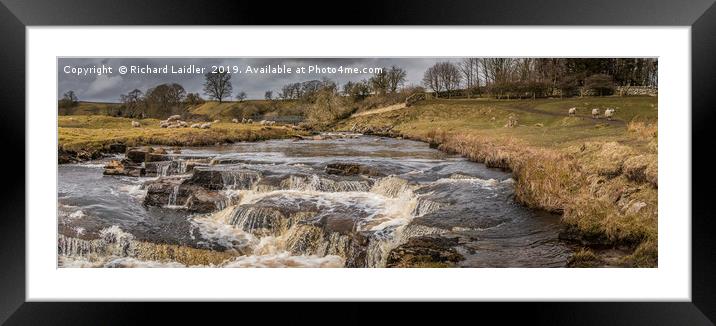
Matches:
[57,133,573,267]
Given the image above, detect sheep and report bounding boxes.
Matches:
[568,107,576,116]
[167,115,182,122]
[259,120,267,125]
[232,118,239,123]
[200,123,212,129]
[604,108,615,120]
[591,108,600,119]
[213,119,220,124]
[131,121,140,128]
[269,121,276,126]
[247,119,253,124]
[241,118,247,124]
[190,123,201,128]
[167,124,178,129]
[178,121,188,127]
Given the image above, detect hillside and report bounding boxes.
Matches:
[59,101,121,116]
[187,100,305,122]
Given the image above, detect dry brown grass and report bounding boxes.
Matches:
[59,115,304,154]
[337,97,659,267]
[567,248,603,267]
[627,121,658,140]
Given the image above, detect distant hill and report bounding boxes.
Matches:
[58,100,307,123]
[59,101,121,116]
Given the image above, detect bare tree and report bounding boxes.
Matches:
[59,90,79,109]
[343,79,372,100]
[369,68,390,95]
[386,66,407,93]
[264,90,273,100]
[184,92,204,106]
[203,71,233,103]
[437,62,462,99]
[236,91,247,102]
[119,89,144,117]
[481,58,516,86]
[459,58,480,98]
[422,65,442,97]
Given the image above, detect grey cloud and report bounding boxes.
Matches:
[58,57,458,102]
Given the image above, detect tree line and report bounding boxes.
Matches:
[59,59,657,118]
[422,58,657,99]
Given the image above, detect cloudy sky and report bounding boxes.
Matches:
[58,58,457,102]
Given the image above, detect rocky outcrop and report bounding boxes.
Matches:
[385,236,464,267]
[103,159,145,177]
[143,176,229,212]
[325,162,384,177]
[107,143,127,154]
[126,147,169,164]
[58,148,101,164]
[185,167,262,190]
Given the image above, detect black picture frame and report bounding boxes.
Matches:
[1,0,714,324]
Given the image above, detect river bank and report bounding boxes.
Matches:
[336,97,658,267]
[58,115,305,163]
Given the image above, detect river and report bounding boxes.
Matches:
[57,134,572,267]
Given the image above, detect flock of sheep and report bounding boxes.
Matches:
[569,107,616,120]
[131,116,278,129]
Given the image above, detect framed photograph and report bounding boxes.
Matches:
[2,0,714,324]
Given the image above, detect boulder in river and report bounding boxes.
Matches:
[143,176,229,213]
[385,236,464,267]
[126,147,170,163]
[185,167,261,190]
[107,143,127,154]
[325,162,384,177]
[103,159,145,177]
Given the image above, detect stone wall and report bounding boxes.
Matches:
[551,86,658,97]
[615,86,658,96]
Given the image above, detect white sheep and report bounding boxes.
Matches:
[213,119,220,124]
[259,120,267,125]
[591,108,600,119]
[241,118,247,123]
[167,115,181,122]
[604,108,615,120]
[190,123,201,128]
[131,121,140,128]
[178,121,188,127]
[232,118,239,123]
[247,119,253,124]
[200,123,212,129]
[568,107,576,116]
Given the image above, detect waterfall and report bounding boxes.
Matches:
[279,174,372,193]
[221,170,261,190]
[228,206,290,236]
[168,185,180,206]
[370,176,414,198]
[178,160,188,174]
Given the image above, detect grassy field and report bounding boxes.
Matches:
[58,115,304,154]
[60,100,305,120]
[338,96,658,267]
[188,100,304,120]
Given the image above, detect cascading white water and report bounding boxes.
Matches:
[58,134,571,268]
[167,185,180,206]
